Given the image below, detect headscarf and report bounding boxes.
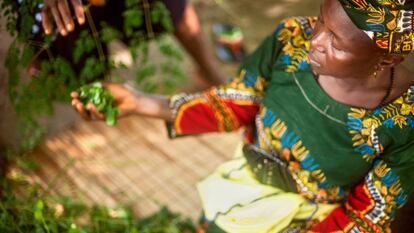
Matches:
[338,0,414,54]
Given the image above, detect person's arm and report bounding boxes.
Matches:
[70,33,278,132]
[309,141,414,232]
[167,29,284,137]
[71,82,173,121]
[71,20,286,136]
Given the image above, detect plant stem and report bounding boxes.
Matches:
[42,216,51,233]
[84,6,106,62]
[142,0,155,39]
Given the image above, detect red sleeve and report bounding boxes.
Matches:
[310,160,410,233]
[168,69,266,138]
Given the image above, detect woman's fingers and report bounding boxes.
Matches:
[71,0,85,25]
[50,4,67,36]
[43,0,85,36]
[71,91,106,121]
[71,98,106,121]
[57,0,75,32]
[71,99,90,120]
[70,91,79,98]
[41,8,53,34]
[86,103,105,120]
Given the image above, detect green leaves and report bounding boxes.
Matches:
[15,2,35,42]
[2,5,190,232]
[136,64,156,83]
[3,0,186,149]
[125,0,141,8]
[135,206,196,233]
[5,41,20,103]
[0,0,18,36]
[157,38,184,60]
[123,9,144,37]
[150,2,173,33]
[34,200,44,221]
[1,165,198,233]
[73,30,97,64]
[100,23,122,44]
[79,57,106,84]
[78,82,119,126]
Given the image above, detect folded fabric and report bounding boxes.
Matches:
[197,144,338,233]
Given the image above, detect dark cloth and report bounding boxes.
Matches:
[391,194,414,233]
[243,144,298,193]
[162,0,187,27]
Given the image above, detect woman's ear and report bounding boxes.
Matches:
[378,55,405,68]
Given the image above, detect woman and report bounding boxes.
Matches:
[72,0,414,232]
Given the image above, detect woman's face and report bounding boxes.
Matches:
[309,0,382,78]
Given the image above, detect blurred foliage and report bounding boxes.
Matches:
[0,0,186,151]
[0,165,196,233]
[0,1,194,231]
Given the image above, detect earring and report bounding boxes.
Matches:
[372,66,383,79]
[373,70,378,79]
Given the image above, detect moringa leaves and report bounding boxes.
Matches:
[78,82,119,126]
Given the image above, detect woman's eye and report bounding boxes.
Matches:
[330,35,341,50]
[332,39,345,52]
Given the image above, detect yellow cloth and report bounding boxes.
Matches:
[197,145,337,233]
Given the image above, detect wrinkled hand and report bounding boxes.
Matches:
[71,82,139,121]
[42,0,85,36]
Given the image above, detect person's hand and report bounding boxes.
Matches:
[71,82,140,121]
[42,0,86,36]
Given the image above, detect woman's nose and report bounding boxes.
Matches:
[310,27,327,53]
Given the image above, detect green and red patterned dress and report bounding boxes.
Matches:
[167,16,414,233]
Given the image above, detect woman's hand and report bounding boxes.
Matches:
[42,0,85,36]
[71,82,139,121]
[42,0,106,36]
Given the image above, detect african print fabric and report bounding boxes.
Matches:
[338,0,414,54]
[167,16,414,232]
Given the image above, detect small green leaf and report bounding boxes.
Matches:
[36,200,44,210]
[34,211,42,221]
[78,82,119,126]
[100,23,122,43]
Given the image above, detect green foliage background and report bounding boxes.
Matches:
[1,172,196,233]
[0,0,194,232]
[1,0,187,150]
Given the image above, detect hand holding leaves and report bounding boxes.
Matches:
[71,82,140,125]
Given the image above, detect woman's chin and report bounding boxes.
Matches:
[309,58,322,68]
[310,62,323,75]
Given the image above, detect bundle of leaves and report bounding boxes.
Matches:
[78,82,119,126]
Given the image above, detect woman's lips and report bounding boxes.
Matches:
[308,51,322,68]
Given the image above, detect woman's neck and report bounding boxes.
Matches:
[316,65,414,109]
[319,69,392,93]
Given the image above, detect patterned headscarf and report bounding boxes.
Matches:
[338,0,414,54]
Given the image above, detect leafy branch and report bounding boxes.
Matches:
[0,0,187,151]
